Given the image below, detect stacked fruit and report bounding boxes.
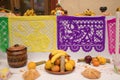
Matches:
[45,50,75,72]
[92,56,107,67]
[78,55,110,67]
[23,9,36,16]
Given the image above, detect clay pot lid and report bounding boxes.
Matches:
[7,44,27,52]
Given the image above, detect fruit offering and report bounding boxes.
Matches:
[75,9,95,16]
[27,61,46,70]
[27,62,37,70]
[45,50,75,74]
[23,9,36,16]
[82,9,95,16]
[78,55,110,67]
[0,8,11,13]
[84,55,92,64]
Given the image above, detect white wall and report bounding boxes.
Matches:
[60,0,120,16]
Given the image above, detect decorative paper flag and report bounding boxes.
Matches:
[116,12,120,54]
[57,16,105,52]
[9,16,57,52]
[0,17,9,52]
[107,18,116,54]
[119,14,120,54]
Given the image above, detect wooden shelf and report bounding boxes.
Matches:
[9,0,58,15]
[0,0,58,15]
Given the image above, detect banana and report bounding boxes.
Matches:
[51,52,67,63]
[51,50,58,55]
[24,9,36,16]
[51,50,67,56]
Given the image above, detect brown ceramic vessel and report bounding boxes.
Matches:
[7,44,27,68]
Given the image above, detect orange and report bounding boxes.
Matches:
[92,58,98,63]
[54,58,60,65]
[51,65,60,72]
[92,61,100,67]
[27,62,36,70]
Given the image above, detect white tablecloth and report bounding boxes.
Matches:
[0,50,120,80]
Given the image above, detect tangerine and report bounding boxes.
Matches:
[51,65,60,72]
[92,61,100,67]
[92,58,98,63]
[27,62,36,70]
[54,58,60,65]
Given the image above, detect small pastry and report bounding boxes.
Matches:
[23,69,40,80]
[81,68,101,79]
